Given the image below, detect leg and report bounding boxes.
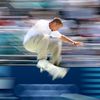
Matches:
[37,35,49,60]
[24,34,49,60]
[36,36,67,79]
[48,38,62,66]
[23,35,42,53]
[24,34,51,73]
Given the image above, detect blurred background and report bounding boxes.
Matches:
[0,0,100,100]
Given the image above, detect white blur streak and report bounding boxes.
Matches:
[67,0,99,6]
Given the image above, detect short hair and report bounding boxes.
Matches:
[51,18,63,26]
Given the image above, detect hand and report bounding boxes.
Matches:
[73,41,83,46]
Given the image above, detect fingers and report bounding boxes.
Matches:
[75,42,84,46]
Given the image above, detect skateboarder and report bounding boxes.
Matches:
[23,17,83,80]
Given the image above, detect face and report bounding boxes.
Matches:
[50,22,62,31]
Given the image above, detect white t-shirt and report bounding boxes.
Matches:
[23,20,62,44]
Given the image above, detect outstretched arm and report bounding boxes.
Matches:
[60,35,83,46]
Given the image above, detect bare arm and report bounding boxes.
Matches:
[60,35,75,44]
[59,35,83,46]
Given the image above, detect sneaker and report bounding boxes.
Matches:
[37,59,49,72]
[37,59,68,80]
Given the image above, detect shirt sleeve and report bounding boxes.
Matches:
[50,31,62,38]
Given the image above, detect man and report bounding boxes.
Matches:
[23,18,83,80]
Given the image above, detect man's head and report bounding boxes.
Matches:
[49,18,63,31]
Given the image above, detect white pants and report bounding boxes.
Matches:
[23,34,62,65]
